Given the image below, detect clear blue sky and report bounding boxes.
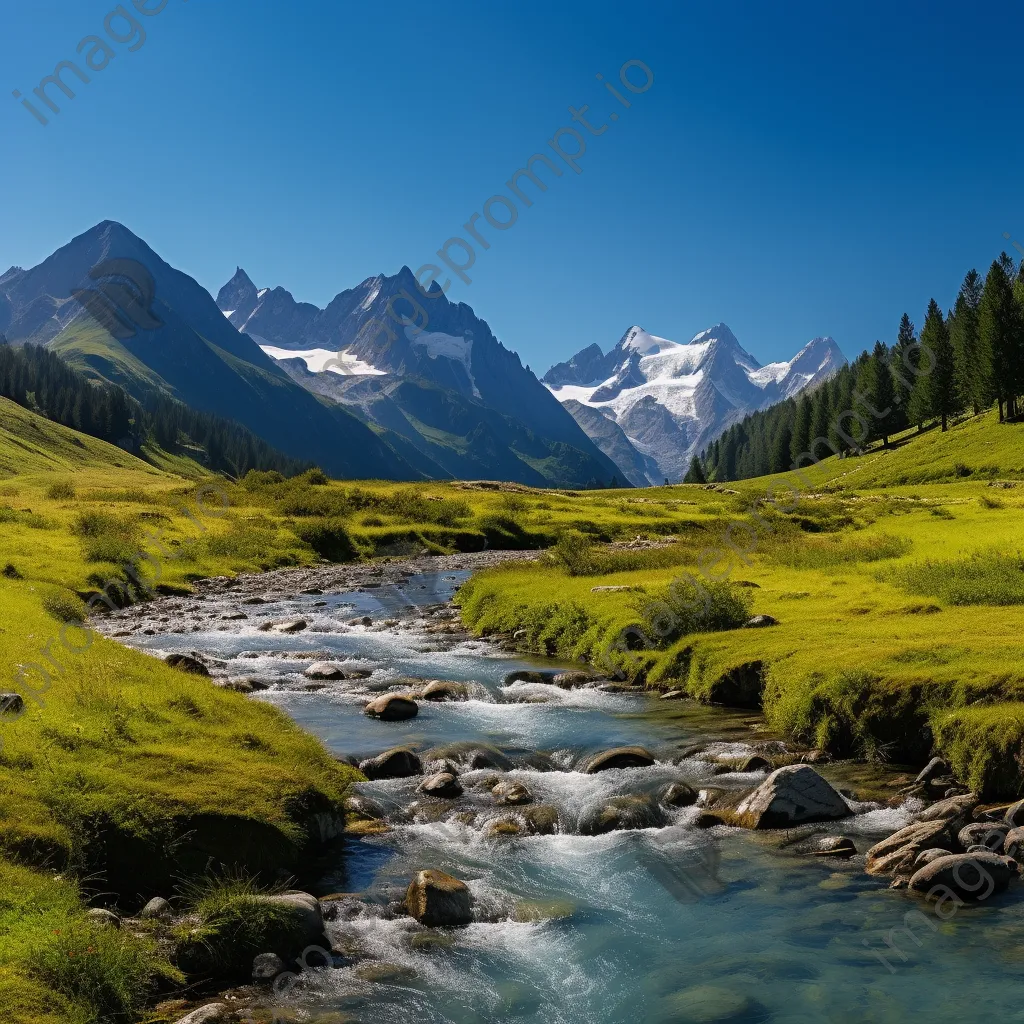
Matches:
[3,0,1023,370]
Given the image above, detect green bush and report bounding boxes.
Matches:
[291,518,359,562]
[45,480,76,500]
[549,530,596,574]
[636,576,753,648]
[767,533,912,569]
[42,589,87,624]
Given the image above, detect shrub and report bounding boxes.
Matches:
[45,480,76,500]
[34,921,174,1022]
[549,530,596,574]
[636,577,753,648]
[301,467,330,486]
[291,518,359,562]
[766,533,912,569]
[43,589,87,623]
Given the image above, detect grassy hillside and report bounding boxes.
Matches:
[456,410,1024,797]
[0,400,362,1024]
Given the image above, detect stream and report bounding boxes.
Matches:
[102,556,1024,1023]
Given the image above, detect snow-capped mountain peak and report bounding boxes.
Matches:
[543,325,845,484]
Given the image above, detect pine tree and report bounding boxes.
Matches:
[979,258,1017,420]
[857,341,897,444]
[920,298,958,430]
[790,395,812,465]
[949,269,984,414]
[683,456,706,484]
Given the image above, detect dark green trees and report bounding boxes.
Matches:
[979,257,1021,421]
[683,456,707,484]
[918,299,958,431]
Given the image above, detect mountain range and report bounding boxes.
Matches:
[542,325,846,483]
[0,220,845,487]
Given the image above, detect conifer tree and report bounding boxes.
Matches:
[920,298,958,430]
[790,394,812,465]
[683,456,706,484]
[890,313,917,430]
[979,258,1017,420]
[857,341,897,444]
[949,269,985,414]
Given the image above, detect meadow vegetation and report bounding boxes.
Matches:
[3,393,1024,1020]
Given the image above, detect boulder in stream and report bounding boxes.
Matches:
[418,772,463,799]
[579,794,667,835]
[364,695,419,721]
[958,822,1009,852]
[421,680,469,701]
[584,746,656,773]
[733,765,850,829]
[909,852,1019,900]
[493,780,533,806]
[405,870,473,927]
[1005,826,1024,860]
[660,782,698,808]
[359,746,422,780]
[304,662,349,680]
[865,819,960,876]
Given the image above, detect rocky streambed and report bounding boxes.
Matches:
[97,554,1024,1024]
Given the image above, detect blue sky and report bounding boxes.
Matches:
[3,0,1023,370]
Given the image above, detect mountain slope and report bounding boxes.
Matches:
[543,325,845,481]
[1,222,421,481]
[218,265,626,488]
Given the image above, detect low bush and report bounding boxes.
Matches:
[45,480,75,500]
[635,577,753,648]
[42,589,87,624]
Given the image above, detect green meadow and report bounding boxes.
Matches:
[2,393,1024,1021]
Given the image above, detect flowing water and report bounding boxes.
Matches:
[109,567,1024,1023]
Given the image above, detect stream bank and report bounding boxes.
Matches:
[96,553,1024,1024]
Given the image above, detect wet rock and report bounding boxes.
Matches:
[744,614,779,628]
[140,896,171,919]
[658,984,755,1023]
[584,746,656,773]
[404,870,473,927]
[914,847,952,868]
[918,792,979,823]
[364,695,418,721]
[807,836,857,858]
[1005,798,1024,828]
[221,612,248,621]
[242,596,267,604]
[165,654,209,676]
[420,680,468,702]
[304,662,349,680]
[1005,826,1024,860]
[485,816,526,838]
[359,747,422,780]
[513,898,575,922]
[523,805,560,835]
[426,742,513,771]
[958,822,1009,852]
[660,690,685,701]
[344,794,386,819]
[418,772,463,799]
[274,619,308,633]
[175,1005,232,1024]
[502,669,556,686]
[801,749,829,764]
[354,962,417,984]
[733,765,850,829]
[0,693,25,715]
[865,819,960,876]
[916,756,949,784]
[579,794,667,835]
[660,782,698,808]
[252,951,287,984]
[909,852,1018,900]
[551,671,595,688]
[349,616,373,627]
[736,754,770,772]
[493,780,533,806]
[85,907,121,928]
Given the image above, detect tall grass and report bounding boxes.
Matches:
[766,533,912,569]
[886,550,1024,606]
[636,577,753,647]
